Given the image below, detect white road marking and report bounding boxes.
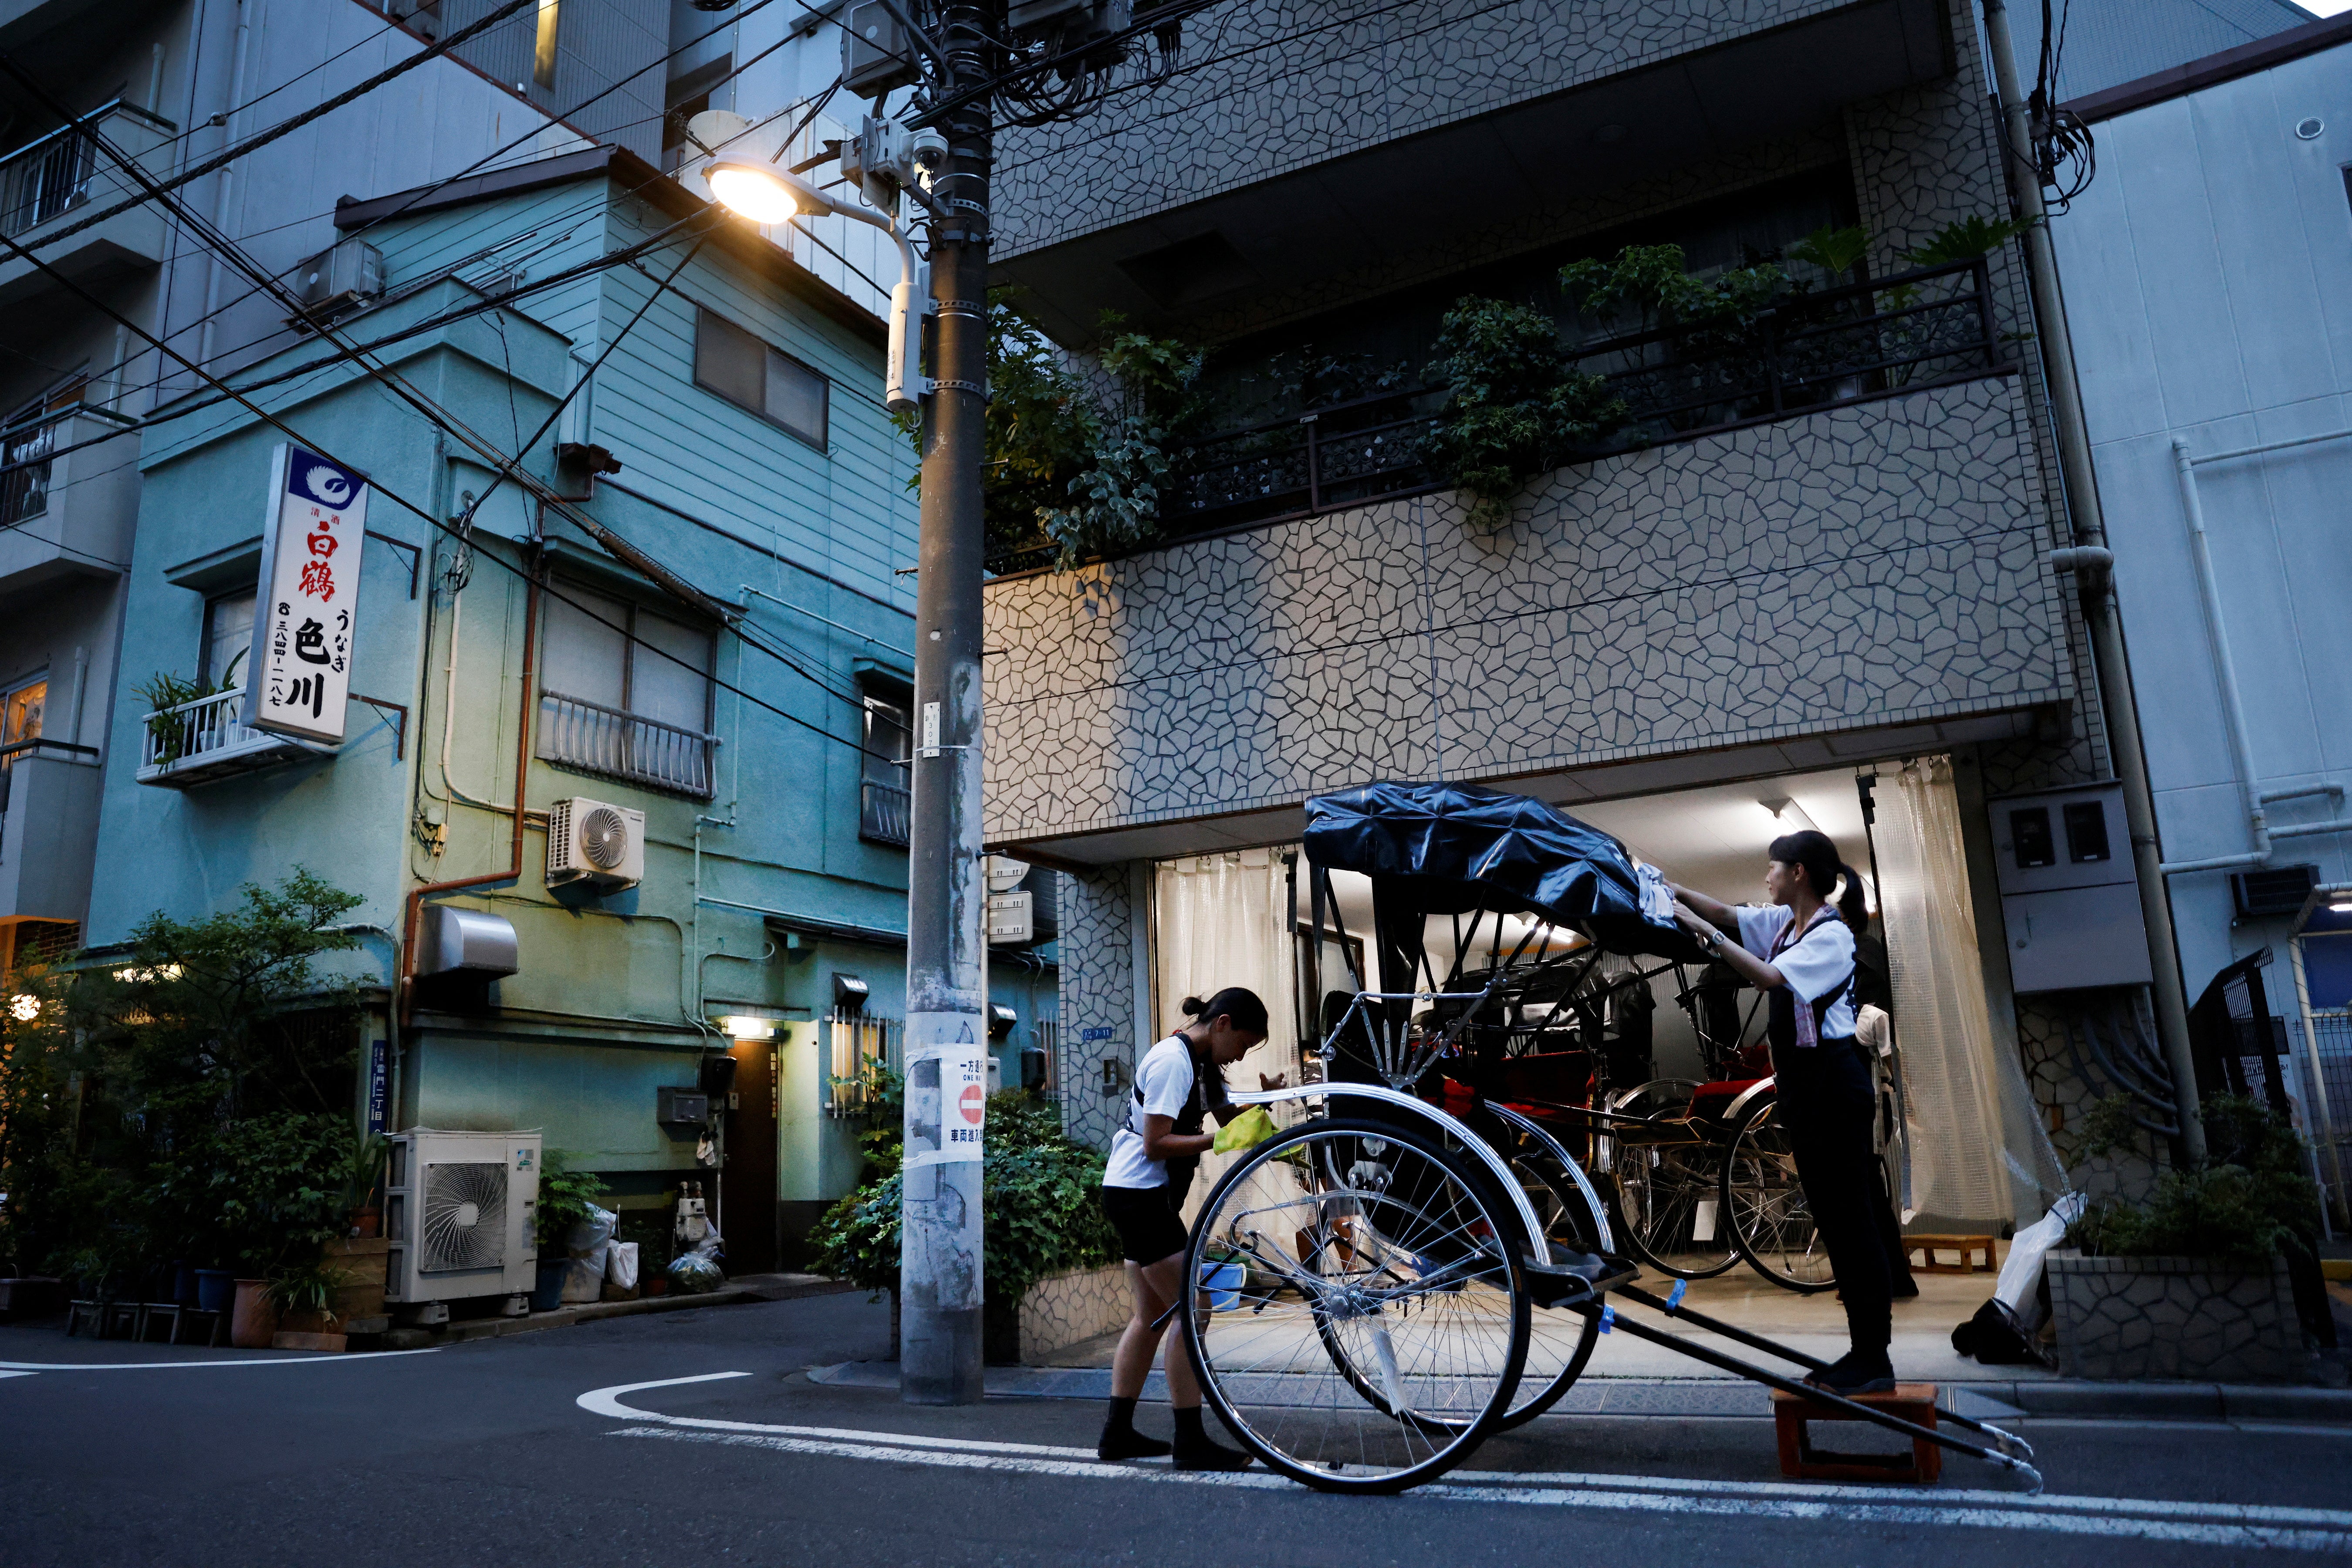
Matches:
[0,1348,443,1372]
[581,1373,2352,1550]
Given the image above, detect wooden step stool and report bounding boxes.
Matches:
[1772,1383,1943,1483]
[1903,1234,1996,1273]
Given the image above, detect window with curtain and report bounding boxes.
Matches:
[203,590,256,691]
[537,579,717,797]
[1153,848,1303,1220]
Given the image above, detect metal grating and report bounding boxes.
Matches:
[419,1161,508,1272]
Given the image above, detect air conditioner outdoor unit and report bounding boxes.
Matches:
[297,237,384,318]
[548,795,645,891]
[383,1129,541,1309]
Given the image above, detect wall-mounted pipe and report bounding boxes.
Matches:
[2162,438,2271,876]
[401,550,542,1022]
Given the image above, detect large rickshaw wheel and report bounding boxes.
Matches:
[1721,1098,1838,1292]
[1183,1119,1530,1494]
[1475,1115,1608,1429]
[1607,1105,1741,1280]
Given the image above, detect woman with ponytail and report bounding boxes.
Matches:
[1668,829,1902,1394]
[1094,985,1279,1469]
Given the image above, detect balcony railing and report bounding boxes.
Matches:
[0,417,53,527]
[135,689,331,787]
[536,689,717,798]
[0,100,169,240]
[859,777,911,846]
[990,257,2004,572]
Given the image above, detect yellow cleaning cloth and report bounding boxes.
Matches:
[1213,1106,1277,1153]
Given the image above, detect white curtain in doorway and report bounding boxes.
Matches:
[1874,757,2066,1225]
[1154,849,1301,1220]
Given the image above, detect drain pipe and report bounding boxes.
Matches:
[401,549,542,1023]
[1982,0,2202,1158]
[2160,438,2271,875]
[2159,438,2352,872]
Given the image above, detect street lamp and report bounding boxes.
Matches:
[697,108,991,1404]
[700,155,929,415]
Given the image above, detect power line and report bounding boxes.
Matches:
[4,0,545,259]
[0,199,899,767]
[10,0,820,414]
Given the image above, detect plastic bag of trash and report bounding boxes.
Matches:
[1212,1106,1277,1154]
[603,1240,640,1301]
[563,1203,618,1303]
[667,1250,725,1294]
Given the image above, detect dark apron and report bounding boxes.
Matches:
[1764,909,1854,1061]
[1133,1034,1214,1204]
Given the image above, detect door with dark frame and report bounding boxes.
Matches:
[723,1037,781,1275]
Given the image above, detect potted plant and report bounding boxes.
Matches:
[2052,1094,2328,1382]
[265,1257,345,1352]
[532,1151,607,1310]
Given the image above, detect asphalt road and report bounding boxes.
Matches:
[4,1293,2349,1567]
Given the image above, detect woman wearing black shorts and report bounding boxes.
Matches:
[1096,986,1279,1467]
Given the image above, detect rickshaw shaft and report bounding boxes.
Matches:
[1579,1301,2042,1490]
[1613,1283,2032,1458]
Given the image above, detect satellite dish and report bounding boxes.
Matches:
[986,856,1031,893]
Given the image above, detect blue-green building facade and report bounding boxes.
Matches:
[85,148,1057,1271]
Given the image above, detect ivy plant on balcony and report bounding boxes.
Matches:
[1423,297,1627,530]
[910,292,1207,572]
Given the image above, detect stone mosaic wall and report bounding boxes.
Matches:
[1057,867,1137,1150]
[1018,1263,1132,1361]
[2048,1254,2308,1383]
[994,0,1858,257]
[983,372,2071,845]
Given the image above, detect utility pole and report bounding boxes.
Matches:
[1979,0,2205,1160]
[897,1,995,1408]
[703,0,1211,1406]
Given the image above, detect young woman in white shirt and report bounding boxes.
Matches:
[1668,828,1902,1395]
[1095,986,1280,1468]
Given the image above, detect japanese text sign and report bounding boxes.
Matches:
[244,443,369,742]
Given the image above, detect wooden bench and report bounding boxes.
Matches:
[1773,1383,1943,1484]
[1903,1234,1997,1274]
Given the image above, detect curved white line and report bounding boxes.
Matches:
[576,1372,1098,1458]
[0,1347,446,1372]
[578,1374,2352,1547]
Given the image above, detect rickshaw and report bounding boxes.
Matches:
[1179,780,2033,1495]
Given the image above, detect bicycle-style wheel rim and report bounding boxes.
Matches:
[1612,1133,1740,1279]
[1184,1119,1528,1494]
[1490,1155,1604,1429]
[1723,1101,1838,1293]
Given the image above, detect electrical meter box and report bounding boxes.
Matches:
[1987,781,2151,993]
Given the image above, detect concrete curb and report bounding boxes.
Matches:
[414,1274,854,1346]
[804,1361,2352,1423]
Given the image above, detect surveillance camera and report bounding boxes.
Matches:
[909,127,950,171]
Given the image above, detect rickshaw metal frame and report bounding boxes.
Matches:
[1197,785,2044,1493]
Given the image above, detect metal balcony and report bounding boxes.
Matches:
[0,100,175,310]
[859,779,911,847]
[135,689,333,788]
[0,737,100,921]
[0,406,139,599]
[536,689,717,798]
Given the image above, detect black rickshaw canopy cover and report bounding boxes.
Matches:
[1303,780,1698,958]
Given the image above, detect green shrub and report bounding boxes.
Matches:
[807,1088,1119,1302]
[1424,297,1625,529]
[2068,1093,2322,1267]
[534,1150,609,1253]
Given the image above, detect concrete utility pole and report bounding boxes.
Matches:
[897,4,997,1406]
[1979,0,2205,1161]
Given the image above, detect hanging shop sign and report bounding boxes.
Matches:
[245,443,370,742]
